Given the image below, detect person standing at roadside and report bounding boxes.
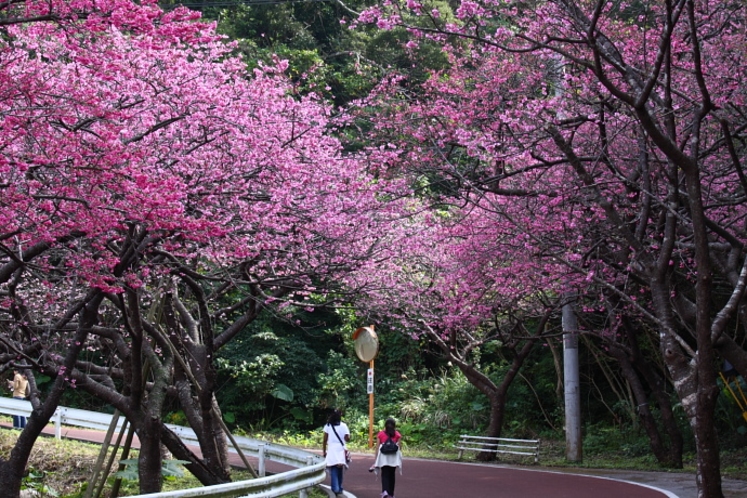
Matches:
[7,369,28,429]
[322,408,350,498]
[370,417,402,498]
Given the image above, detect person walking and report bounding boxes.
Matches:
[370,417,402,498]
[322,408,350,498]
[7,369,28,429]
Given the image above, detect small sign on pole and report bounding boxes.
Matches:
[367,368,374,394]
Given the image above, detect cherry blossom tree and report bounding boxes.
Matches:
[0,0,411,494]
[346,200,564,460]
[355,1,747,495]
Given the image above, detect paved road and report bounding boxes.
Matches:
[337,453,675,498]
[334,451,745,498]
[8,423,746,498]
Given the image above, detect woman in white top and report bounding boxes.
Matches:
[322,409,350,497]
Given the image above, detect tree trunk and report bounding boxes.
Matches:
[135,334,173,494]
[459,337,538,462]
[609,345,681,467]
[475,393,506,462]
[636,358,683,467]
[608,317,684,468]
[683,164,724,498]
[137,415,163,494]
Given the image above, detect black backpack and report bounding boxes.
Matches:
[380,435,399,454]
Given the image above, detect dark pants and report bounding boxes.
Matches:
[381,466,396,496]
[12,396,26,429]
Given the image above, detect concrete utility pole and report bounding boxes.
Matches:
[562,296,582,462]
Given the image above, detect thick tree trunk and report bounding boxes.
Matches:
[456,370,505,463]
[0,391,62,496]
[692,322,722,498]
[652,285,722,498]
[476,394,507,462]
[178,343,231,481]
[208,396,231,478]
[137,415,164,494]
[134,334,173,494]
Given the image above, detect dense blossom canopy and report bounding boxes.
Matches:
[353,0,747,332]
[0,0,412,320]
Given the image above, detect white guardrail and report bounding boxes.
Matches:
[0,397,327,498]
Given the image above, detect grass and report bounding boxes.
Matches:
[0,429,99,497]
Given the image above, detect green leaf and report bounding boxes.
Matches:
[289,407,312,423]
[114,458,191,481]
[271,383,294,402]
[162,460,190,478]
[114,458,139,481]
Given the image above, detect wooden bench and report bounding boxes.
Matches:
[455,435,540,463]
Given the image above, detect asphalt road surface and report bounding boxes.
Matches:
[335,453,676,498]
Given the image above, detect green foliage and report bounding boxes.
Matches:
[216,308,345,431]
[314,350,365,412]
[115,458,191,482]
[272,383,294,402]
[200,0,455,106]
[217,351,285,412]
[165,409,188,426]
[215,4,318,49]
[380,368,488,445]
[202,1,384,105]
[22,468,59,497]
[584,424,655,459]
[364,26,449,86]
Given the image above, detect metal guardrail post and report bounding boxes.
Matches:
[54,410,62,439]
[299,456,314,498]
[258,442,266,477]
